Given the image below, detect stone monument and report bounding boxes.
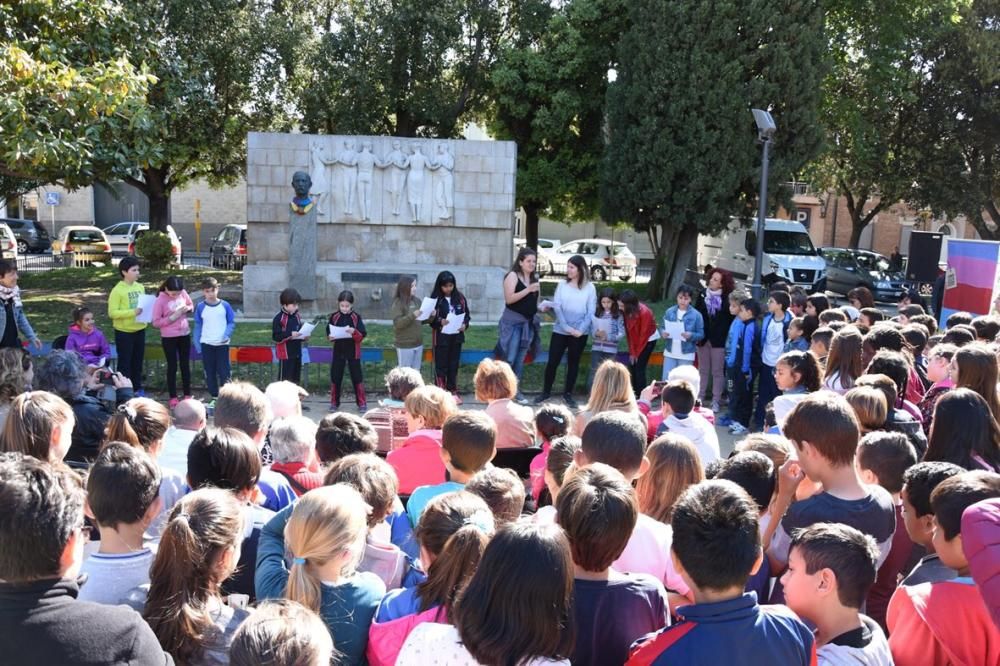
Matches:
[244,133,517,321]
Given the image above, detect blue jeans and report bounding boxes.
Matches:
[201,344,231,397]
[503,331,529,382]
[661,356,693,380]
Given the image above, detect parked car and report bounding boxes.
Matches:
[547,238,637,281]
[128,225,183,265]
[0,224,17,260]
[51,226,112,265]
[514,237,561,276]
[209,224,247,269]
[820,247,909,302]
[698,218,827,293]
[102,221,148,255]
[2,217,50,254]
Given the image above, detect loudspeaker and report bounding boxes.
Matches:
[907,231,944,282]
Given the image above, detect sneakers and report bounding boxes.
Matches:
[533,393,551,406]
[357,403,368,413]
[563,393,578,410]
[204,399,216,416]
[717,415,734,427]
[329,402,340,412]
[134,389,146,398]
[168,397,179,410]
[711,400,721,413]
[514,392,529,405]
[729,422,749,435]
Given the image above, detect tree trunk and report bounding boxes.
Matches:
[523,202,540,250]
[647,223,698,301]
[647,224,679,301]
[666,224,700,297]
[143,167,170,232]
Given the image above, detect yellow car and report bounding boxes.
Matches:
[52,226,113,266]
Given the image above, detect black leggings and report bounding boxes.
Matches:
[161,335,191,398]
[330,354,365,406]
[115,329,146,391]
[434,334,463,392]
[629,340,657,396]
[543,332,589,395]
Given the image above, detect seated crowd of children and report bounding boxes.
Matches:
[2,278,1000,666]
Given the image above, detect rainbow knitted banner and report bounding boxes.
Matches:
[940,239,1000,327]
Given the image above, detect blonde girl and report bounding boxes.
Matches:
[635,433,705,524]
[574,360,640,435]
[0,390,74,462]
[256,484,386,666]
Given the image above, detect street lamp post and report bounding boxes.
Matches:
[751,109,776,301]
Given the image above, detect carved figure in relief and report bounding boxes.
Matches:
[432,143,454,219]
[383,139,409,216]
[334,140,359,215]
[407,143,429,222]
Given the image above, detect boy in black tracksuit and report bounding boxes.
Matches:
[272,287,305,384]
[428,270,470,398]
[327,290,367,411]
[730,297,762,433]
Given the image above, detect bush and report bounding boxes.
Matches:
[135,231,175,269]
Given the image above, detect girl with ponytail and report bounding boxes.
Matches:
[104,396,185,539]
[255,484,384,666]
[368,491,495,666]
[144,488,247,665]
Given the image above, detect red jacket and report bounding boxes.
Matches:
[625,303,657,359]
[386,429,446,495]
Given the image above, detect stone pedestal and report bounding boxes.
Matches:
[245,132,517,320]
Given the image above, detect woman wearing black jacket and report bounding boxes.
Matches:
[695,268,735,413]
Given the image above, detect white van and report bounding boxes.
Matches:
[698,218,827,292]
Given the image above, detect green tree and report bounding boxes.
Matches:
[488,0,623,249]
[602,0,825,300]
[0,0,154,187]
[110,0,288,230]
[292,0,509,137]
[810,0,956,248]
[910,0,1000,240]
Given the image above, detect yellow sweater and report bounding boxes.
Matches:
[108,281,147,332]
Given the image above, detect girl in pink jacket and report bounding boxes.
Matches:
[152,276,194,408]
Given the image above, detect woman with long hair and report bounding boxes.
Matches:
[398,522,575,666]
[951,343,1000,422]
[144,488,248,664]
[823,326,864,394]
[636,434,705,524]
[498,247,540,399]
[537,255,597,409]
[574,360,640,435]
[391,275,424,370]
[926,388,1000,471]
[694,269,735,413]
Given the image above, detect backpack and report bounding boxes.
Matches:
[367,605,447,666]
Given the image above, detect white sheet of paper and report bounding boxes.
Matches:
[328,325,352,339]
[592,316,611,337]
[442,316,464,335]
[135,294,156,323]
[539,299,557,312]
[416,297,438,321]
[298,322,316,337]
[662,321,685,355]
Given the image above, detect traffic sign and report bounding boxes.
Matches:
[45,192,61,206]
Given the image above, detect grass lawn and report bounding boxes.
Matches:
[18,265,670,394]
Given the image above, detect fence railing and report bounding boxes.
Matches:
[15,253,73,272]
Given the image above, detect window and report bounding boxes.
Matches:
[763,230,816,256]
[68,230,104,242]
[558,242,580,254]
[580,243,600,255]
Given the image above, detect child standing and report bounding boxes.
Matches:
[256,484,387,666]
[108,255,147,395]
[193,277,235,405]
[152,276,194,409]
[660,284,704,379]
[391,276,423,370]
[619,289,658,396]
[587,287,624,390]
[754,291,791,431]
[718,290,747,428]
[728,298,761,436]
[65,306,111,368]
[783,317,809,352]
[781,524,892,665]
[327,289,367,412]
[887,471,1000,665]
[273,287,307,385]
[428,271,469,401]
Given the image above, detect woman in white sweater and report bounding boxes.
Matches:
[535,255,597,410]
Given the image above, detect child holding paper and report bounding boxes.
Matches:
[391,276,424,370]
[660,284,704,379]
[587,287,624,390]
[327,289,367,412]
[428,270,470,402]
[108,256,148,395]
[273,287,309,385]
